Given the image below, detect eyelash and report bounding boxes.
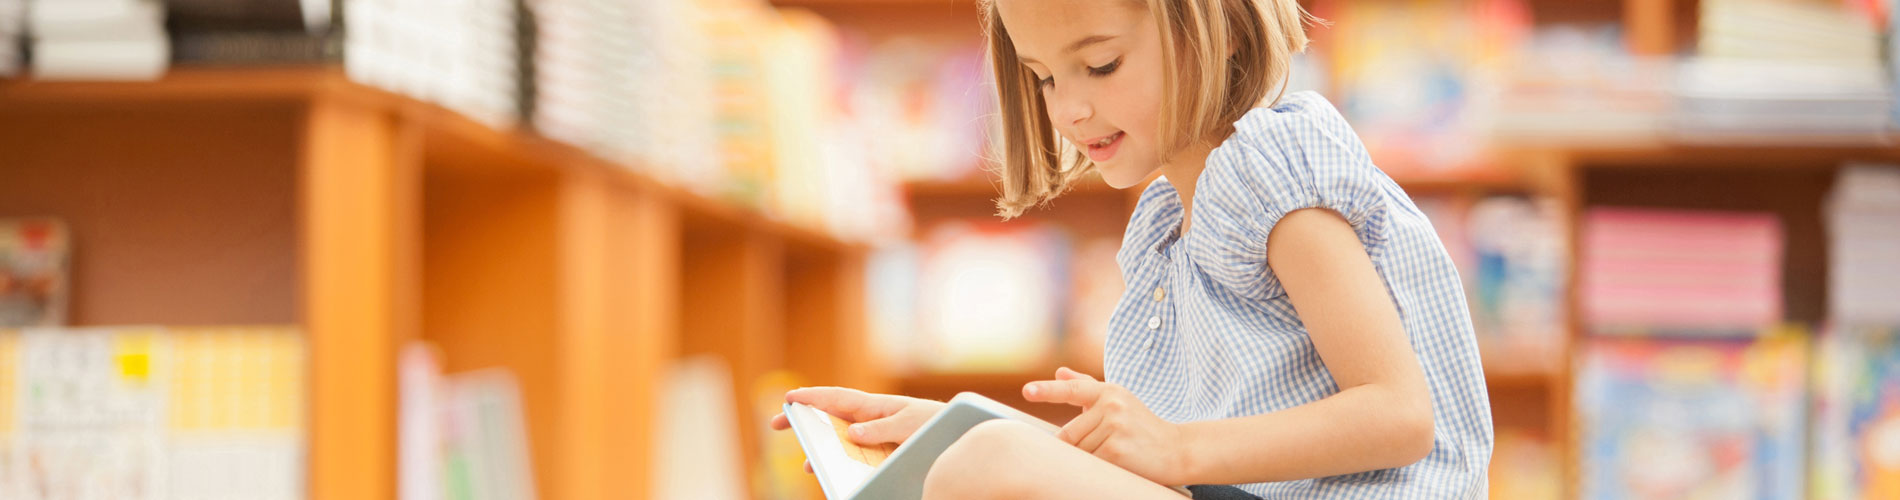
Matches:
[1037,57,1122,89]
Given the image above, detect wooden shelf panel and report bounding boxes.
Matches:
[0,66,345,104]
[0,101,302,326]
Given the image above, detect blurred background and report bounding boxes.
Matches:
[0,0,1897,499]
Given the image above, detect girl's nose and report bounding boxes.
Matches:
[1051,87,1092,128]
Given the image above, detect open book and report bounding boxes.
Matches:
[784,392,1062,500]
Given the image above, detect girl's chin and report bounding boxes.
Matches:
[1098,162,1160,189]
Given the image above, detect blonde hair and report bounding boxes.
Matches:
[983,0,1316,218]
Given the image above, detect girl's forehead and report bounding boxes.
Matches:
[996,0,1145,60]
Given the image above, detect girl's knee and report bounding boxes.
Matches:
[923,420,1043,500]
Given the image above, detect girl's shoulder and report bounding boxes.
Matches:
[1216,90,1368,170]
[1186,91,1399,299]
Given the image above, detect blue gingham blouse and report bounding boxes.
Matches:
[1104,91,1494,498]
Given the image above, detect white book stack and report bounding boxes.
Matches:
[1676,0,1891,142]
[1827,165,1900,327]
[345,0,521,128]
[533,0,718,188]
[530,0,614,155]
[27,0,168,80]
[0,0,21,76]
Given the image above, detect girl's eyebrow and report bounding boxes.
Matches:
[1019,34,1119,65]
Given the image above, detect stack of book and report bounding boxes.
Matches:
[26,0,168,80]
[0,0,20,76]
[1675,0,1890,142]
[165,0,338,66]
[1485,25,1673,144]
[531,0,719,187]
[344,0,525,128]
[1581,207,1784,336]
[1827,165,1900,326]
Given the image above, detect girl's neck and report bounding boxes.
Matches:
[1161,142,1216,234]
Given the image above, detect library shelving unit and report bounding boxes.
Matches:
[0,66,883,500]
[781,1,1900,499]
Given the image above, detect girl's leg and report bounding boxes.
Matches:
[922,419,1188,500]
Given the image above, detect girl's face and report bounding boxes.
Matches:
[996,0,1165,189]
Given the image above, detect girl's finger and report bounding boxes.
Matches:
[1023,379,1106,406]
[1075,416,1117,453]
[1057,406,1106,446]
[846,410,922,445]
[804,460,813,474]
[1055,366,1098,382]
[787,387,905,422]
[769,412,790,430]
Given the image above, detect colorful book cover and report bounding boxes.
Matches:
[1578,329,1807,500]
[0,218,70,327]
[1812,326,1900,500]
[1581,208,1784,335]
[0,326,304,500]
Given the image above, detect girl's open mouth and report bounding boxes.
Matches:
[1086,131,1125,162]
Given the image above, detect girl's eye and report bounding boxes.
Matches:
[1088,58,1122,77]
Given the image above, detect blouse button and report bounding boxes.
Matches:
[1152,287,1166,302]
[1146,315,1161,330]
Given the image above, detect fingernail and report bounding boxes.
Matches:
[849,424,864,437]
[1025,384,1040,397]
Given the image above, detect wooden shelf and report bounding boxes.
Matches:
[0,66,870,500]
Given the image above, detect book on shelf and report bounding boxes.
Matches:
[1485,24,1672,144]
[0,326,305,500]
[1413,195,1568,365]
[170,29,339,65]
[25,0,169,80]
[1581,207,1784,337]
[1577,328,1808,500]
[1811,325,1900,500]
[399,340,538,500]
[0,0,21,76]
[1827,164,1900,327]
[344,0,524,128]
[441,369,536,500]
[1676,0,1892,142]
[0,218,68,328]
[652,355,746,500]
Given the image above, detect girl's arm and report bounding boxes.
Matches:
[1024,207,1435,486]
[1179,206,1435,483]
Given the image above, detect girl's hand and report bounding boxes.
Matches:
[769,386,946,446]
[1024,367,1192,486]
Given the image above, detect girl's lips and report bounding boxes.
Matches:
[1085,131,1125,162]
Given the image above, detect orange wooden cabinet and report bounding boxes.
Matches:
[0,67,874,500]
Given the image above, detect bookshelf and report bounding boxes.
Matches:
[780,0,1900,499]
[0,66,876,500]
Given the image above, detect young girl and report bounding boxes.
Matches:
[770,0,1494,497]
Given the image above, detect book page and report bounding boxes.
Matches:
[784,403,877,499]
